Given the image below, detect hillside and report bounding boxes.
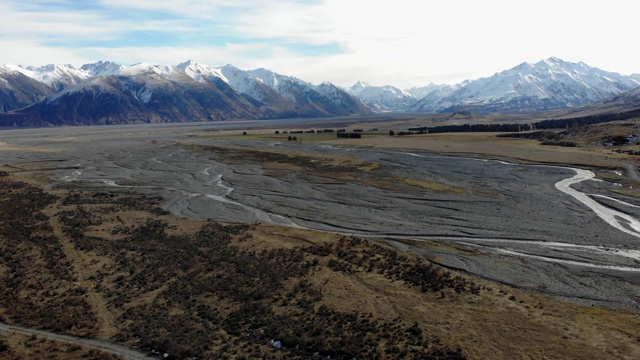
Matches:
[0,62,372,127]
[0,72,262,127]
[0,65,54,113]
[1,57,638,127]
[542,86,640,120]
[409,57,640,113]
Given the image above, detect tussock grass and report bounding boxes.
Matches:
[403,178,467,194]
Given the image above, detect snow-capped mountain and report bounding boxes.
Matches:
[4,61,125,92]
[346,82,416,112]
[0,60,372,126]
[216,64,287,106]
[0,65,54,113]
[404,84,443,99]
[247,68,371,116]
[2,57,638,127]
[248,68,313,104]
[348,81,371,95]
[118,63,193,83]
[177,62,370,117]
[412,57,640,113]
[176,60,226,84]
[6,65,263,126]
[314,82,372,115]
[5,63,89,91]
[408,84,463,113]
[80,61,124,77]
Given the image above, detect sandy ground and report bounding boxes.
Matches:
[2,122,640,309]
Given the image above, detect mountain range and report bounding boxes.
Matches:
[1,57,639,127]
[0,61,372,127]
[408,57,640,113]
[347,57,640,113]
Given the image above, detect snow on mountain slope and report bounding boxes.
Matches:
[404,84,443,99]
[142,61,371,117]
[4,61,125,91]
[4,57,638,125]
[347,82,416,112]
[0,65,14,85]
[177,62,292,110]
[413,57,640,113]
[348,80,371,95]
[2,60,376,126]
[217,64,281,103]
[176,60,227,84]
[80,61,124,77]
[408,84,462,112]
[0,64,11,75]
[314,82,373,115]
[0,65,55,112]
[247,68,372,116]
[5,63,88,91]
[248,68,313,103]
[6,68,264,127]
[119,63,192,83]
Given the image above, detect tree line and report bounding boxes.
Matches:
[403,108,640,134]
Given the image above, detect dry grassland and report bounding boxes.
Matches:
[1,167,640,359]
[325,132,640,170]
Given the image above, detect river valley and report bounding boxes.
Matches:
[2,123,640,309]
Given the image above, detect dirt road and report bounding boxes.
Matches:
[0,322,154,360]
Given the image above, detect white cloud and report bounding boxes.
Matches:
[0,39,96,66]
[1,0,639,89]
[227,0,640,86]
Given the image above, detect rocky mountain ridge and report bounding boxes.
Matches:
[349,57,640,113]
[1,57,639,127]
[0,61,373,127]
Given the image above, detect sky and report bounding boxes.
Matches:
[1,0,638,89]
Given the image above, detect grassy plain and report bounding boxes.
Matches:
[326,131,636,169]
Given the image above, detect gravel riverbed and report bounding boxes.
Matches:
[2,123,640,309]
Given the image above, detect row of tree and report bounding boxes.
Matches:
[337,132,362,138]
[401,108,640,135]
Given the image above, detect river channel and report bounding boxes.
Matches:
[2,123,640,308]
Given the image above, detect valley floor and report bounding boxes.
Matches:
[1,119,640,359]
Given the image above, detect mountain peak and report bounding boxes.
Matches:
[35,64,58,71]
[352,80,370,88]
[176,60,196,69]
[410,57,640,113]
[1,63,18,74]
[120,63,189,82]
[80,61,123,77]
[536,56,568,68]
[3,57,638,123]
[348,80,371,95]
[125,63,173,73]
[177,60,227,84]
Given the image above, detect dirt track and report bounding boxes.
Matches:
[0,322,153,359]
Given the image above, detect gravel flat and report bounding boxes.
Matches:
[2,123,640,309]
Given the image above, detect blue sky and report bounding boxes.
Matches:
[1,0,639,88]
